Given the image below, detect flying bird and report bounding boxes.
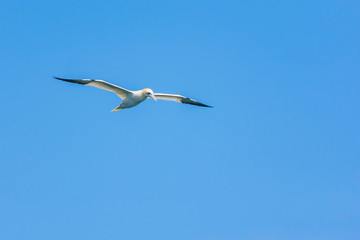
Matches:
[54,77,212,111]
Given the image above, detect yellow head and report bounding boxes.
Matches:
[142,88,157,101]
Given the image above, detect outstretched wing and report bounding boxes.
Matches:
[154,93,212,107]
[54,77,131,99]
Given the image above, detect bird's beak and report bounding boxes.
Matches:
[150,94,157,101]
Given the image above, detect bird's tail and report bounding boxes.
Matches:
[111,106,122,112]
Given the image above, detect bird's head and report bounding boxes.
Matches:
[142,88,157,101]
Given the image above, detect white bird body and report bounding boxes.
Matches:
[117,90,148,110]
[55,77,212,111]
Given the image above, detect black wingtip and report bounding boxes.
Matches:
[181,97,213,108]
[53,76,88,85]
[54,76,68,81]
[197,103,213,108]
[202,104,214,108]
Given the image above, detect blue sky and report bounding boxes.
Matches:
[0,0,359,239]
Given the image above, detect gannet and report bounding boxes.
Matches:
[54,77,212,111]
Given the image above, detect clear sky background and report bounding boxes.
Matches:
[0,0,359,239]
